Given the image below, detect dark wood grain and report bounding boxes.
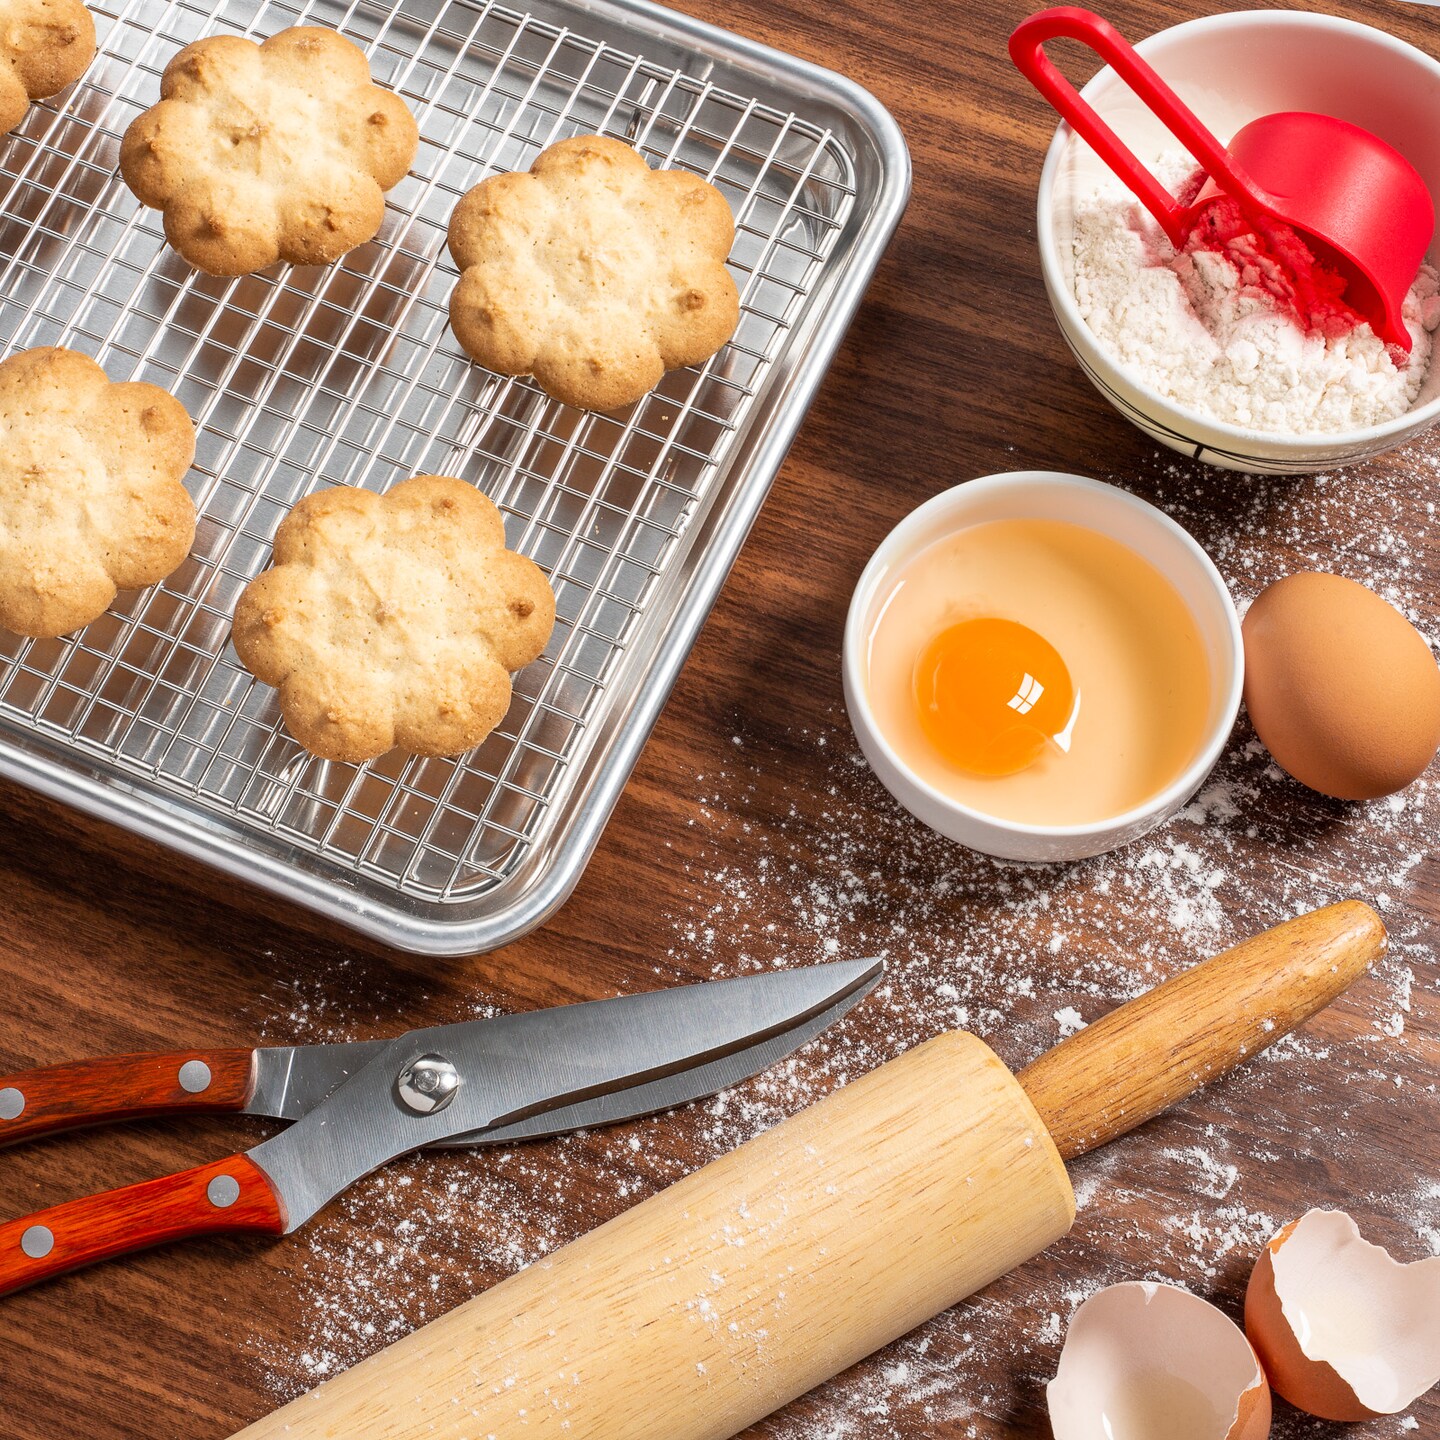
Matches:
[0,0,1437,1436]
[0,1050,255,1148]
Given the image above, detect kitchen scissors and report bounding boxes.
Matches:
[0,957,881,1297]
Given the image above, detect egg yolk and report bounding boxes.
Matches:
[913,617,1077,777]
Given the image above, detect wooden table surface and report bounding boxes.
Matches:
[3,0,1438,1435]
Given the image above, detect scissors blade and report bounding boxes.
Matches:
[247,958,882,1232]
[445,963,883,1147]
[246,971,883,1147]
[247,1039,391,1121]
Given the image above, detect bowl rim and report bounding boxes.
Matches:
[1035,8,1440,452]
[841,470,1245,841]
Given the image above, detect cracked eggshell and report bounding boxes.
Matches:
[1245,1208,1440,1421]
[1048,1281,1271,1440]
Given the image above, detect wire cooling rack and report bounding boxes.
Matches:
[0,0,906,953]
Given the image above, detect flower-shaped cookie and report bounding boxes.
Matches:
[0,0,95,135]
[232,476,556,763]
[0,347,196,637]
[119,26,418,276]
[447,134,740,411]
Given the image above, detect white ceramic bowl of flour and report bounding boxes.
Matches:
[1036,11,1440,474]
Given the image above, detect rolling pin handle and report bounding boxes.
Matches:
[1017,900,1385,1161]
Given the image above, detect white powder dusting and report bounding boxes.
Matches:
[1073,152,1440,433]
[247,460,1439,1439]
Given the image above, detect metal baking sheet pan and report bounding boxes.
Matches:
[0,0,908,954]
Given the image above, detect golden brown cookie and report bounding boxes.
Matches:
[0,347,196,638]
[119,26,418,276]
[447,134,740,411]
[0,0,95,135]
[0,0,94,133]
[233,476,556,763]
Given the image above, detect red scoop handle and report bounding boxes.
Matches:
[0,1154,285,1298]
[1009,7,1270,246]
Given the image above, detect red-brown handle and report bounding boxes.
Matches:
[0,1154,285,1298]
[0,1049,256,1148]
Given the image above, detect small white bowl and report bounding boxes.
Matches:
[1037,10,1440,474]
[842,472,1242,862]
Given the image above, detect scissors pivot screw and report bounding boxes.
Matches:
[396,1054,461,1115]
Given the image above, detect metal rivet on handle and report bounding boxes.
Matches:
[0,1087,22,1121]
[178,1060,213,1094]
[207,1174,241,1210]
[20,1225,53,1260]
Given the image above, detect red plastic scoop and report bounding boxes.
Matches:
[1009,6,1435,352]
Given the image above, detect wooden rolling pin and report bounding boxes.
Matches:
[234,900,1384,1440]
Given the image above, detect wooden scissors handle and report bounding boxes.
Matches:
[0,1154,285,1298]
[0,1049,256,1147]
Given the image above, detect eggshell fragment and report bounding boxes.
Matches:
[1242,571,1440,800]
[1245,1208,1440,1421]
[1049,1281,1271,1440]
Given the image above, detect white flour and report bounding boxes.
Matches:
[1072,153,1440,434]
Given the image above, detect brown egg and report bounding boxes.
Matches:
[1242,572,1440,800]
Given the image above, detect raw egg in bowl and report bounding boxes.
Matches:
[842,472,1242,861]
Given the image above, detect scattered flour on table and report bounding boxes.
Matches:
[1072,151,1440,433]
[248,461,1439,1439]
